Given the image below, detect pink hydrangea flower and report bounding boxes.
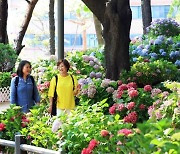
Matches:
[101,130,109,137]
[118,128,133,136]
[88,139,98,150]
[81,148,92,154]
[117,104,125,111]
[124,112,138,124]
[139,104,145,110]
[109,105,116,115]
[127,102,135,110]
[128,89,138,98]
[118,84,128,91]
[127,82,137,89]
[144,85,152,92]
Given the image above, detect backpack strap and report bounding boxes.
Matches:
[70,74,75,91]
[15,77,19,104]
[54,75,58,98]
[29,76,35,100]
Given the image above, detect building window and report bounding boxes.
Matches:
[151,5,170,18]
[87,34,98,47]
[131,5,170,19]
[64,34,82,46]
[131,6,142,19]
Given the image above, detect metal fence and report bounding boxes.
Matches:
[0,135,63,154]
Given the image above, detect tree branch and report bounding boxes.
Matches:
[81,0,107,23]
[25,0,31,4]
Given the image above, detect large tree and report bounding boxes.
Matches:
[14,0,39,55]
[141,0,152,34]
[82,0,132,80]
[0,0,8,44]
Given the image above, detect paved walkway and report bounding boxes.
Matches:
[0,102,10,113]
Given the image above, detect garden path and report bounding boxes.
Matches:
[0,102,10,113]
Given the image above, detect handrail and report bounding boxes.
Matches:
[0,135,61,154]
[0,139,15,148]
[20,144,59,154]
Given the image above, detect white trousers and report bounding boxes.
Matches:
[57,108,71,117]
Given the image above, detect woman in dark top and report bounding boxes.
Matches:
[10,60,40,113]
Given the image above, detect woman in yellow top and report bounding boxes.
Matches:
[48,59,79,116]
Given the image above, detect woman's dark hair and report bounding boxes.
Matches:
[17,60,31,77]
[57,59,70,72]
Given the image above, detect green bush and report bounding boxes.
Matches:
[0,72,11,88]
[120,60,179,86]
[0,43,17,72]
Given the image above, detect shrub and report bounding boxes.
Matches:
[146,18,180,37]
[120,60,179,86]
[0,72,11,88]
[0,43,17,72]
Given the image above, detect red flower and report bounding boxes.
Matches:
[128,89,138,98]
[124,112,138,124]
[127,102,135,110]
[81,148,92,154]
[0,123,5,131]
[144,85,152,92]
[144,59,149,62]
[118,128,132,136]
[117,90,123,99]
[127,82,137,89]
[139,104,145,110]
[101,130,109,137]
[117,104,125,111]
[88,139,98,150]
[118,84,128,91]
[109,105,116,115]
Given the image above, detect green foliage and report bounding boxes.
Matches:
[20,105,59,150]
[0,43,17,72]
[59,102,132,153]
[0,72,11,88]
[0,105,24,140]
[168,0,180,21]
[120,60,179,86]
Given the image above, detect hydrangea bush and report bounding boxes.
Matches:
[146,18,180,37]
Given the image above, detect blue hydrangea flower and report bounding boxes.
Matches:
[150,53,158,59]
[161,52,167,56]
[132,50,137,55]
[175,51,180,57]
[175,60,180,66]
[157,35,165,41]
[176,42,180,48]
[133,57,137,62]
[145,45,150,50]
[170,51,176,59]
[159,49,164,54]
[154,39,162,45]
[167,38,173,44]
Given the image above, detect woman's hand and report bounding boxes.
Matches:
[48,106,52,113]
[74,84,81,95]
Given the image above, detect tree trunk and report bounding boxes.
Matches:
[141,0,152,34]
[82,27,87,51]
[14,0,39,55]
[93,14,104,46]
[82,0,131,80]
[103,0,132,80]
[49,0,55,55]
[0,0,8,44]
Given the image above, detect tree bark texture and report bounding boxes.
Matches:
[15,0,38,55]
[49,0,55,55]
[93,14,104,46]
[82,0,132,80]
[0,0,8,44]
[141,0,152,34]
